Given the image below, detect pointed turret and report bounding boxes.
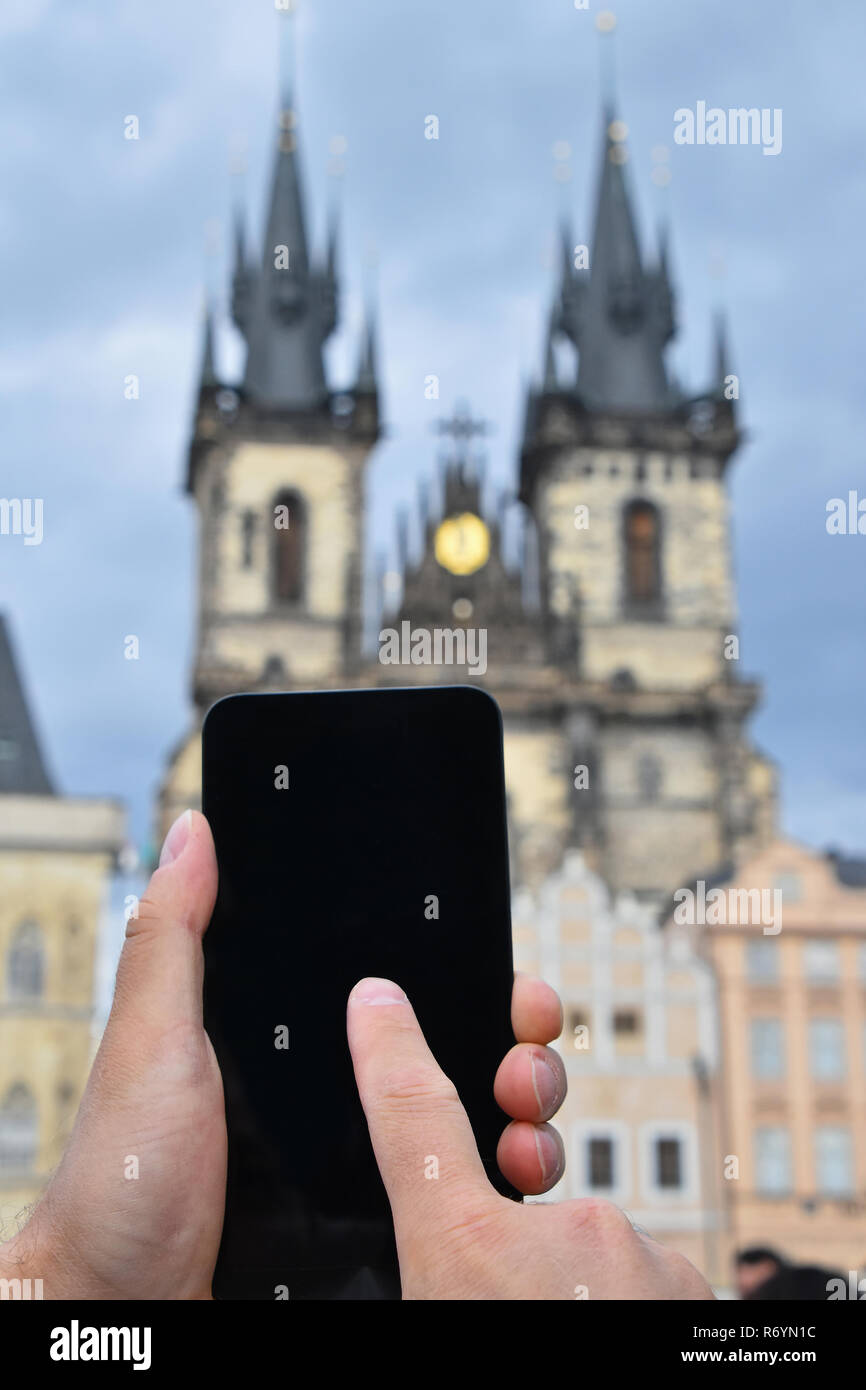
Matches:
[542,306,560,393]
[231,205,252,333]
[198,302,219,392]
[241,96,337,412]
[356,307,378,395]
[350,301,380,440]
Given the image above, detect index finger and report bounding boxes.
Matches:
[346,977,496,1252]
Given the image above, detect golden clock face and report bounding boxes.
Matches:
[434,512,490,576]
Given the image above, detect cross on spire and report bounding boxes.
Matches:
[434,400,489,472]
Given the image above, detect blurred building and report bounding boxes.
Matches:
[513,851,727,1286]
[667,839,866,1275]
[0,616,124,1234]
[158,79,776,910]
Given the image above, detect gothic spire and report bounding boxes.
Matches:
[557,106,678,415]
[240,94,337,411]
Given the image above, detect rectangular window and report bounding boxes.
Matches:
[809,1019,846,1080]
[774,873,802,903]
[588,1137,614,1190]
[754,1127,791,1195]
[803,940,840,984]
[655,1137,682,1189]
[613,1009,640,1035]
[746,939,779,984]
[750,1018,785,1080]
[815,1128,853,1196]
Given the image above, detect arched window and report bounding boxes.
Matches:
[623,500,662,611]
[0,1083,37,1173]
[7,920,44,1001]
[272,490,306,603]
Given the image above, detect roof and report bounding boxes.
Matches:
[0,614,55,795]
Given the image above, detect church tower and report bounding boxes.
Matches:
[159,86,380,839]
[518,109,775,898]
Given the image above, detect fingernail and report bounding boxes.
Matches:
[530,1053,561,1115]
[159,809,192,867]
[534,1126,562,1184]
[350,977,408,1007]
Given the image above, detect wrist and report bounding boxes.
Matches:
[0,1195,78,1301]
[0,1220,45,1299]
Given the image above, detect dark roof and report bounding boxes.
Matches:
[826,851,866,888]
[0,614,55,795]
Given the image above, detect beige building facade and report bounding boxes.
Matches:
[674,839,866,1275]
[513,851,728,1287]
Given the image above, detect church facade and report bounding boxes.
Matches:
[159,87,776,911]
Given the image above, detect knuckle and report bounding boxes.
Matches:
[567,1196,633,1240]
[376,1063,462,1114]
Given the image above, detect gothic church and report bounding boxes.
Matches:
[158,83,776,905]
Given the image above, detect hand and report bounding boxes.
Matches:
[0,810,567,1298]
[347,977,715,1300]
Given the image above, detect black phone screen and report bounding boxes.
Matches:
[202,685,518,1300]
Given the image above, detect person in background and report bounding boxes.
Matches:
[735,1247,788,1298]
[736,1246,845,1300]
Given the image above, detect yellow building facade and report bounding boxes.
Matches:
[0,619,124,1235]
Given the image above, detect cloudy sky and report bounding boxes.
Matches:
[2,0,864,879]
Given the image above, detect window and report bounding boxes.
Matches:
[809,1019,846,1081]
[272,490,306,603]
[240,510,256,568]
[803,940,840,984]
[655,1137,683,1189]
[6,920,44,1000]
[754,1127,791,1195]
[815,1128,853,1196]
[613,1009,640,1035]
[774,873,802,904]
[751,1019,785,1080]
[0,1083,37,1174]
[623,501,661,607]
[588,1137,615,1189]
[636,755,662,803]
[746,939,779,984]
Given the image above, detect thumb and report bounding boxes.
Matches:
[346,977,496,1256]
[107,809,218,1043]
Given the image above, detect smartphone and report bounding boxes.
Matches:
[202,685,519,1300]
